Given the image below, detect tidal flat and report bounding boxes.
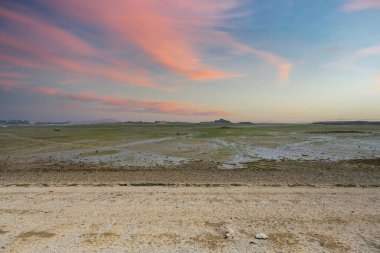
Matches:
[0,123,379,252]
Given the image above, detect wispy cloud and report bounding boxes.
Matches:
[1,85,231,117]
[342,0,380,12]
[0,71,26,79]
[352,45,380,59]
[0,70,26,90]
[208,32,293,82]
[46,0,291,82]
[324,44,380,69]
[0,7,96,56]
[44,0,240,81]
[0,1,292,91]
[0,80,18,90]
[248,48,293,82]
[370,74,380,93]
[325,44,380,94]
[0,6,160,89]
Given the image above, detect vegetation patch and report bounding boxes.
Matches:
[130,182,176,187]
[334,184,357,187]
[18,231,55,240]
[360,184,380,188]
[348,158,380,166]
[0,229,8,234]
[288,183,316,187]
[190,232,226,250]
[308,130,369,134]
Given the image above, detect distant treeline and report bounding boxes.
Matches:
[200,119,253,124]
[0,120,73,125]
[35,122,70,125]
[0,120,29,125]
[313,121,380,126]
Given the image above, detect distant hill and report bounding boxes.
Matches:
[313,121,380,125]
[214,119,232,124]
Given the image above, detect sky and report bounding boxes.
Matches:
[0,0,380,123]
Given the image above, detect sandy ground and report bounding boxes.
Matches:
[0,186,379,253]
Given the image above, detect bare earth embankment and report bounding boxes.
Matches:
[1,159,379,187]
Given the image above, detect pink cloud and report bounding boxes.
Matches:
[1,1,292,89]
[0,54,48,70]
[0,80,18,90]
[0,7,160,89]
[60,92,232,116]
[0,71,26,80]
[342,0,380,12]
[278,63,293,82]
[3,85,231,117]
[324,44,380,70]
[214,34,293,82]
[0,7,96,56]
[249,48,293,82]
[46,0,290,82]
[0,71,26,90]
[370,74,380,93]
[0,32,159,89]
[30,87,58,96]
[186,70,241,81]
[353,45,380,59]
[45,0,240,81]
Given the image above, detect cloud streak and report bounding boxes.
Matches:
[248,48,293,82]
[1,1,292,90]
[1,85,231,117]
[45,0,241,81]
[342,0,380,12]
[353,44,380,59]
[370,74,380,93]
[0,6,160,89]
[208,32,293,82]
[0,7,96,56]
[46,0,291,82]
[324,44,380,70]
